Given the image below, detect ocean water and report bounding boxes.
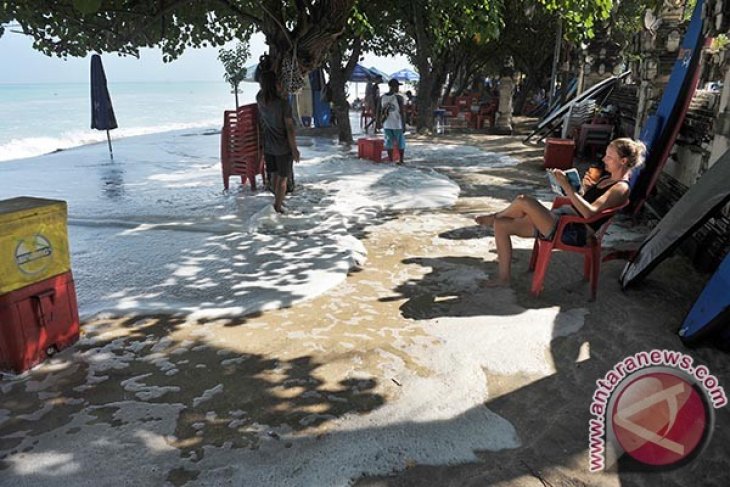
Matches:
[0,81,259,161]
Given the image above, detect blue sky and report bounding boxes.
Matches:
[0,30,411,84]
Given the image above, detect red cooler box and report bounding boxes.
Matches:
[544,138,576,170]
[0,271,80,373]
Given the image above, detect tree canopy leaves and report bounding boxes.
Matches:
[1,1,355,72]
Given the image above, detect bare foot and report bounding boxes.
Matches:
[480,278,510,288]
[475,213,497,226]
[273,205,285,214]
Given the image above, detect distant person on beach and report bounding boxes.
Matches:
[404,90,415,125]
[474,138,645,287]
[364,82,376,111]
[376,79,406,164]
[256,54,300,214]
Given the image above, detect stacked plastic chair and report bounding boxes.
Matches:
[221,103,265,190]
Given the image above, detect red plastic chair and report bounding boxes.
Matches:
[476,101,497,129]
[528,197,629,300]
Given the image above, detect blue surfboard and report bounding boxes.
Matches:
[629,0,705,213]
[679,253,730,345]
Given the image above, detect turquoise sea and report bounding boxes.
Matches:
[0,81,259,161]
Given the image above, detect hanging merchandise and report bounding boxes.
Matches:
[282,46,305,95]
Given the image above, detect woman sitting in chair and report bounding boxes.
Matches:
[475,137,645,287]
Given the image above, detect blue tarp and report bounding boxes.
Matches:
[310,69,331,128]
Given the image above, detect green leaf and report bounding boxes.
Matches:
[72,0,102,15]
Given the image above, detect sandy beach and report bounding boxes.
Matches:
[1,122,729,486]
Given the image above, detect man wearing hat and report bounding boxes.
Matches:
[376,78,406,164]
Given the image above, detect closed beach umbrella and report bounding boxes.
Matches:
[90,54,118,158]
[390,68,420,83]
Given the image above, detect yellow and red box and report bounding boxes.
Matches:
[0,197,79,373]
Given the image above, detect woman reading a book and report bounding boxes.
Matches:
[474,138,645,287]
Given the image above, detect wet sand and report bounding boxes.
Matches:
[2,124,729,486]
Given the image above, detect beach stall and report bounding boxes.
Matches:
[0,197,80,373]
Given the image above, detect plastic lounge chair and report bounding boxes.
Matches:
[528,196,630,300]
[221,104,265,191]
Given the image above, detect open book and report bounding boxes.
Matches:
[546,168,582,195]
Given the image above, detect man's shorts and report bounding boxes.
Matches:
[384,129,405,150]
[264,153,293,178]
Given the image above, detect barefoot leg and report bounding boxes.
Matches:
[495,195,555,237]
[493,216,537,283]
[475,213,497,226]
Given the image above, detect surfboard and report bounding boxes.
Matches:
[679,253,730,346]
[524,72,629,142]
[628,0,705,214]
[620,146,730,289]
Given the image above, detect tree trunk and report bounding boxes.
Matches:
[327,39,362,145]
[442,77,454,104]
[415,61,436,133]
[514,74,535,115]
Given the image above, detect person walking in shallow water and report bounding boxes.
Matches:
[256,55,300,214]
[474,137,645,287]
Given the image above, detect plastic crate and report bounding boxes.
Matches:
[544,138,576,170]
[357,138,385,162]
[0,271,80,373]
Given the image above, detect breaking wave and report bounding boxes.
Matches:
[0,119,220,162]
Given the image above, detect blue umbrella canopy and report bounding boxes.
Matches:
[390,68,420,83]
[367,66,389,82]
[90,54,117,131]
[349,63,378,83]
